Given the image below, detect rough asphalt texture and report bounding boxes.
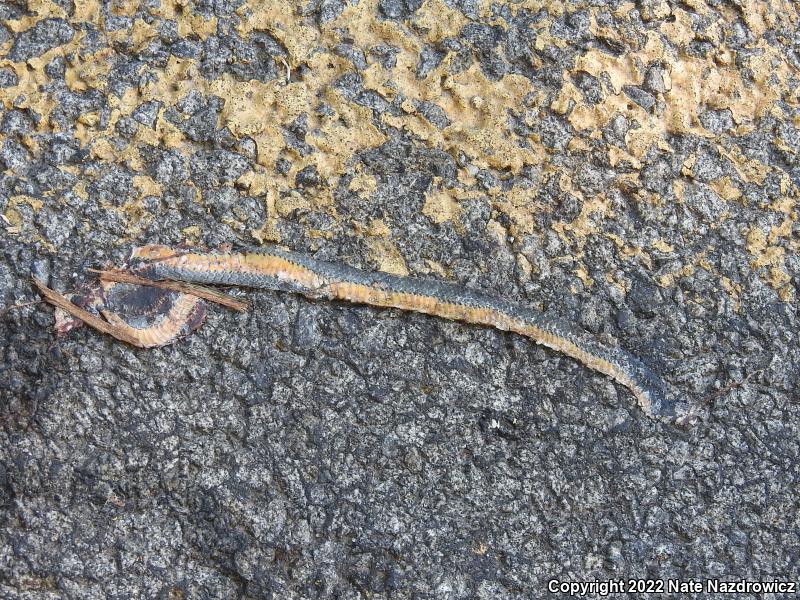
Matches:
[1,1,799,598]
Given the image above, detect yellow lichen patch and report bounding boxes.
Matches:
[236,171,273,197]
[741,0,798,38]
[422,184,461,225]
[137,56,200,106]
[0,60,57,128]
[721,276,742,311]
[491,185,538,238]
[251,188,281,244]
[439,67,541,173]
[716,144,772,185]
[236,2,320,64]
[651,239,674,253]
[681,154,696,178]
[347,168,377,198]
[366,236,409,277]
[709,176,742,202]
[575,50,642,97]
[3,1,68,31]
[746,226,793,298]
[575,264,594,288]
[367,219,391,238]
[423,258,447,277]
[325,1,546,174]
[64,47,114,92]
[606,145,640,169]
[2,0,797,310]
[413,0,469,43]
[553,4,797,163]
[657,263,696,288]
[275,192,312,218]
[605,232,651,268]
[72,180,89,200]
[672,179,687,203]
[9,194,44,213]
[551,176,606,242]
[181,225,202,241]
[485,219,508,246]
[132,175,163,199]
[312,88,387,178]
[2,209,22,231]
[73,0,101,23]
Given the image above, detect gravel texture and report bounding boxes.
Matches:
[1,0,798,598]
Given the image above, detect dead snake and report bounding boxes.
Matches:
[127,244,674,419]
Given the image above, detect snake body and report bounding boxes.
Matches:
[130,245,673,418]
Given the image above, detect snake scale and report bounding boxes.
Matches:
[126,245,674,419]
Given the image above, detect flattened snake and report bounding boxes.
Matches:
[119,244,673,418]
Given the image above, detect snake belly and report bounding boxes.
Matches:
[131,245,673,418]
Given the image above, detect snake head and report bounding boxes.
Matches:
[128,245,192,277]
[130,245,186,262]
